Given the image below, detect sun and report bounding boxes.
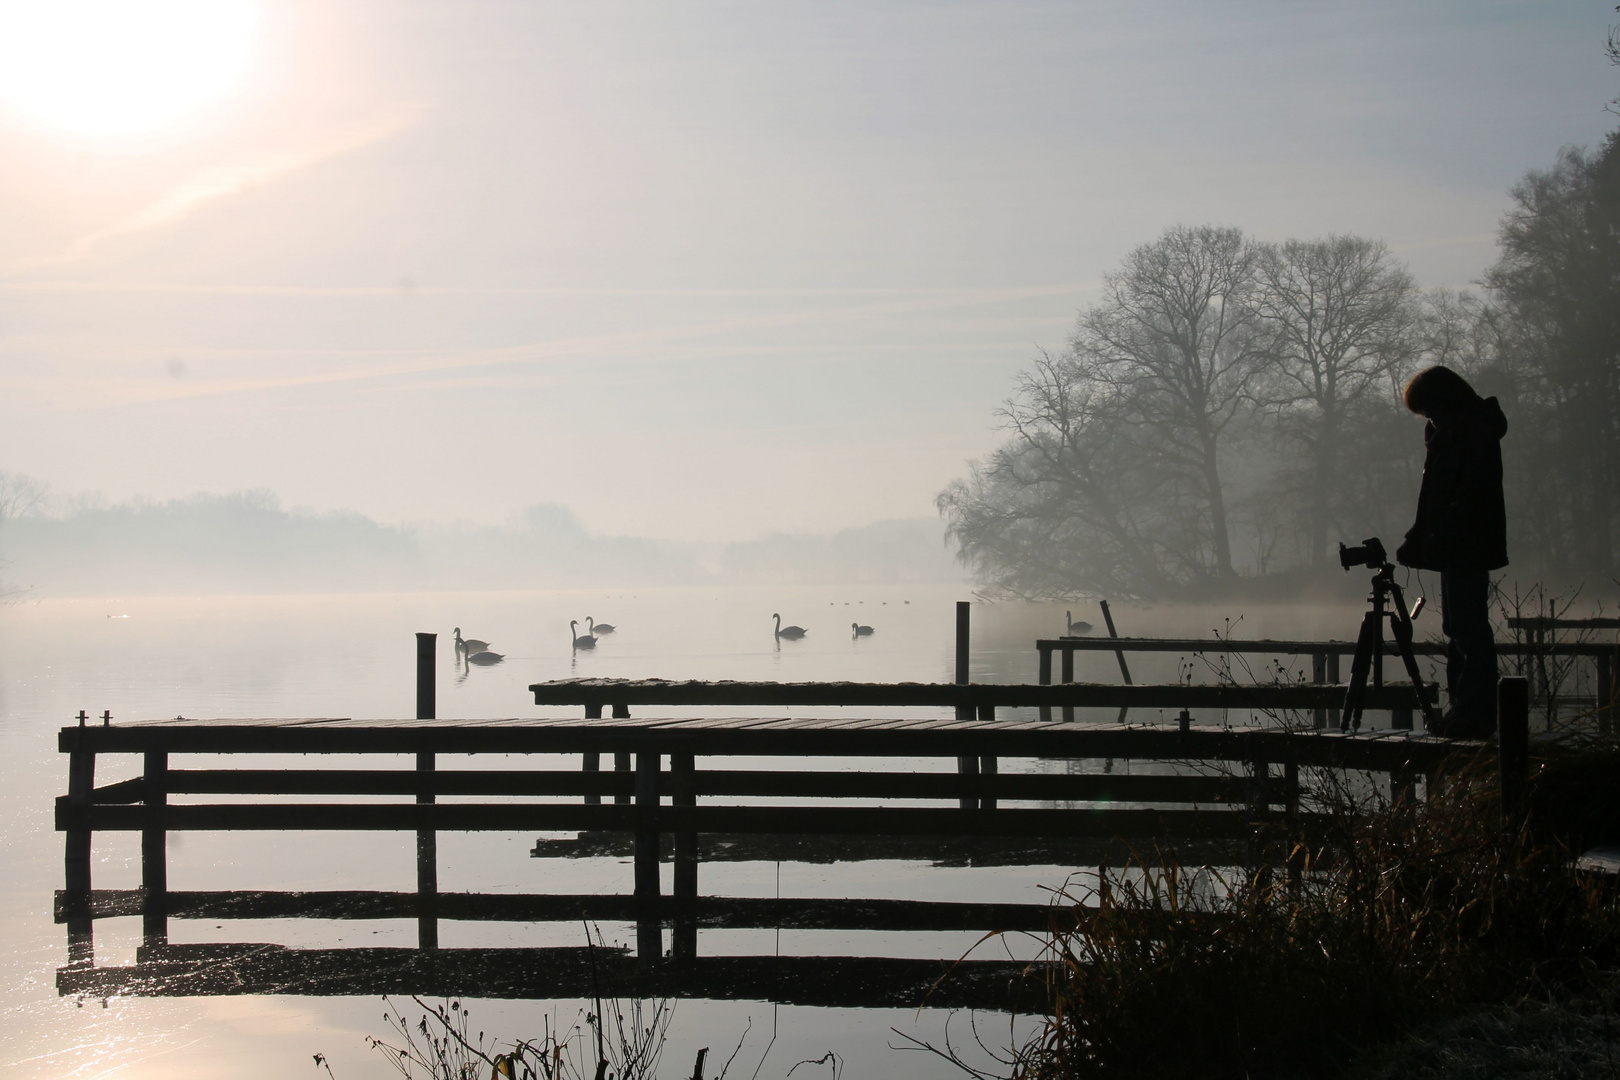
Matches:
[0,0,257,139]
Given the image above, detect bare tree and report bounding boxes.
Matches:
[1078,225,1264,578]
[0,471,45,525]
[1252,236,1421,568]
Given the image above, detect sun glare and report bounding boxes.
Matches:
[0,0,256,139]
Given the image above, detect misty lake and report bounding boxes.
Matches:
[0,585,1380,1079]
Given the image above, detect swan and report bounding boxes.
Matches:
[852,622,874,637]
[772,613,807,640]
[454,628,490,656]
[587,617,616,635]
[466,650,505,666]
[1064,610,1093,636]
[570,620,597,650]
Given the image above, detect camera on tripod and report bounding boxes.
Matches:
[1336,533,1440,732]
[1338,536,1387,571]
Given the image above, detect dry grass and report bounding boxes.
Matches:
[1009,745,1620,1080]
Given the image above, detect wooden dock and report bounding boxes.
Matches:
[55,669,1476,1009]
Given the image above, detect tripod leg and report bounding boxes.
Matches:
[1389,606,1439,728]
[1342,612,1379,732]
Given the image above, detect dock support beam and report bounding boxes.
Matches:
[634,750,662,965]
[142,751,168,948]
[583,704,602,804]
[955,602,977,810]
[64,732,95,965]
[415,633,438,950]
[1038,646,1052,722]
[1499,676,1529,828]
[671,751,697,961]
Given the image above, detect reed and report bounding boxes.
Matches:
[1011,743,1620,1080]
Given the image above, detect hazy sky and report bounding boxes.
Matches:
[0,1,1615,542]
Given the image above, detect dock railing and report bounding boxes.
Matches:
[1037,634,1615,733]
[57,673,1469,1007]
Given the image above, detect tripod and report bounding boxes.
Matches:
[1341,561,1440,732]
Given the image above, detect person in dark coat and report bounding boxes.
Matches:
[1394,366,1508,738]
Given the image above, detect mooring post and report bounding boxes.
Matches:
[670,751,697,961]
[1327,652,1342,730]
[414,632,438,949]
[634,749,662,965]
[141,750,169,948]
[1038,645,1053,722]
[1060,647,1075,724]
[1499,676,1530,828]
[955,602,977,810]
[1311,653,1328,729]
[1599,647,1615,738]
[583,703,603,805]
[613,704,633,806]
[63,727,96,965]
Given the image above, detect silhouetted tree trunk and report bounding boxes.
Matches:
[1253,237,1421,569]
[1080,225,1263,578]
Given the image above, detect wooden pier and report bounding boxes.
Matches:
[56,668,1468,1008]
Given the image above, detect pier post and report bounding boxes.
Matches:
[1311,653,1327,729]
[1061,647,1075,724]
[1599,648,1615,737]
[415,632,435,721]
[63,724,95,965]
[980,753,998,811]
[955,603,978,810]
[414,633,438,949]
[614,704,632,806]
[1038,645,1052,722]
[1327,652,1341,730]
[583,703,602,805]
[1498,676,1529,828]
[142,751,168,948]
[634,750,662,964]
[671,751,697,961]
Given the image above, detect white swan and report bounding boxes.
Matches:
[571,620,597,650]
[852,622,875,637]
[773,613,807,640]
[454,628,490,656]
[1064,610,1093,636]
[587,617,615,635]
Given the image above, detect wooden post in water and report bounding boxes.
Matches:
[1100,601,1132,723]
[414,633,438,949]
[1599,647,1615,738]
[634,749,662,964]
[671,751,697,960]
[1312,653,1327,729]
[1327,652,1342,730]
[1038,645,1053,722]
[614,703,632,806]
[1061,647,1075,724]
[63,714,95,965]
[583,703,602,805]
[955,602,977,810]
[1498,676,1529,828]
[141,751,168,948]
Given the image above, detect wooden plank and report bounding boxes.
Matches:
[53,887,1062,932]
[60,722,1465,775]
[56,949,1048,1012]
[526,679,1432,710]
[67,801,1284,839]
[1037,636,1615,658]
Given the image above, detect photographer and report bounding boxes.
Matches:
[1394,366,1508,738]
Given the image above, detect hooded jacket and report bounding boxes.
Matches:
[1397,395,1509,572]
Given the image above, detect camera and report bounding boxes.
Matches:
[1338,536,1387,571]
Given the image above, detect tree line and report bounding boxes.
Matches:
[939,132,1620,600]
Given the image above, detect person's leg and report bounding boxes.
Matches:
[1441,573,1463,707]
[1441,569,1497,729]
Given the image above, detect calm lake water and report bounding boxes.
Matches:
[0,585,1380,1079]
